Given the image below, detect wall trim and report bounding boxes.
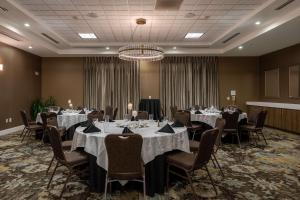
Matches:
[0,125,24,136]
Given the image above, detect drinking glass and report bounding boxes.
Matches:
[149,114,154,121]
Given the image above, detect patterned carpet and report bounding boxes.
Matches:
[0,128,299,200]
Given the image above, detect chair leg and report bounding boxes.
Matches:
[59,171,72,199]
[212,154,224,177]
[205,165,218,195]
[236,132,241,148]
[260,130,268,145]
[192,131,196,141]
[21,129,29,143]
[143,175,146,200]
[166,164,169,192]
[20,127,26,137]
[104,174,108,200]
[211,157,217,168]
[46,156,55,174]
[185,171,197,200]
[47,162,59,189]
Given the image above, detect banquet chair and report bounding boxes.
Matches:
[166,128,220,198]
[170,106,178,121]
[240,110,268,145]
[137,111,149,120]
[20,110,43,143]
[247,107,263,125]
[113,108,118,120]
[19,110,38,138]
[87,110,102,121]
[104,134,146,199]
[47,127,88,198]
[189,118,226,177]
[105,106,114,119]
[222,112,241,148]
[175,112,202,140]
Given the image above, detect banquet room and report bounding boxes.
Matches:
[0,0,300,199]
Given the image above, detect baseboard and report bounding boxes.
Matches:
[0,125,24,136]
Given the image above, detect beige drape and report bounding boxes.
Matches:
[84,57,140,119]
[160,56,219,118]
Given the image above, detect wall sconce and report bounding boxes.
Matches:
[230,90,236,105]
[0,64,3,71]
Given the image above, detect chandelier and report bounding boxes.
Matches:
[118,18,164,62]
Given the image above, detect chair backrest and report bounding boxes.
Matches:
[255,110,268,129]
[174,111,190,126]
[20,110,29,127]
[214,118,226,152]
[194,105,200,110]
[48,127,66,162]
[248,107,263,124]
[222,112,239,130]
[193,128,219,169]
[41,112,58,129]
[137,111,149,120]
[170,106,178,120]
[105,106,114,119]
[113,108,118,120]
[87,110,101,120]
[105,134,143,180]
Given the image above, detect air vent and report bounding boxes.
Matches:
[275,0,295,10]
[222,33,240,44]
[41,33,59,44]
[155,0,183,11]
[0,6,8,13]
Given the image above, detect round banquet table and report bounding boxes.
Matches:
[71,120,190,196]
[36,111,88,129]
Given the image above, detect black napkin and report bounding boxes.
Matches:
[57,110,63,115]
[171,120,184,127]
[158,124,175,133]
[80,120,92,127]
[79,109,85,114]
[195,110,202,114]
[83,124,101,133]
[109,119,115,122]
[122,127,133,134]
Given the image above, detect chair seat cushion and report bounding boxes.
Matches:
[62,140,72,150]
[167,151,195,171]
[28,124,43,130]
[65,151,88,166]
[189,140,199,153]
[240,125,259,131]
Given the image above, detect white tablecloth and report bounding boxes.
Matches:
[71,120,190,170]
[36,112,88,129]
[190,112,247,127]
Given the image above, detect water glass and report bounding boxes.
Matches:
[149,114,154,121]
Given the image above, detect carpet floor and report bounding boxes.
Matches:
[0,128,299,200]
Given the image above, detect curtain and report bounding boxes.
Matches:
[160,56,219,118]
[84,57,140,119]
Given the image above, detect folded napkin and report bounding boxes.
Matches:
[83,124,101,133]
[171,120,184,127]
[122,127,133,134]
[158,124,175,133]
[79,109,85,114]
[195,110,202,114]
[109,119,115,122]
[80,120,92,127]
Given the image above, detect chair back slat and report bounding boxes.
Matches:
[193,128,219,168]
[48,127,66,162]
[222,112,239,130]
[105,134,143,179]
[20,110,29,127]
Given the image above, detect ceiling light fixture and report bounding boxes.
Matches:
[0,64,3,71]
[24,23,30,27]
[78,33,97,39]
[118,18,164,62]
[28,46,33,49]
[238,46,243,50]
[106,47,110,50]
[173,46,177,50]
[185,32,204,39]
[255,21,261,25]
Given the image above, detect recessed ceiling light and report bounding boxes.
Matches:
[173,46,177,50]
[24,23,30,27]
[255,21,261,25]
[28,46,33,49]
[105,47,110,50]
[238,46,243,50]
[78,33,97,39]
[185,32,204,39]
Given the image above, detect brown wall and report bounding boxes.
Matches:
[0,42,41,130]
[259,43,300,103]
[41,57,84,108]
[219,57,260,111]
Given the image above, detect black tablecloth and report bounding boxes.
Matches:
[88,154,166,197]
[139,99,161,120]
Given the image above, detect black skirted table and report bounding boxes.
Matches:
[139,99,161,120]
